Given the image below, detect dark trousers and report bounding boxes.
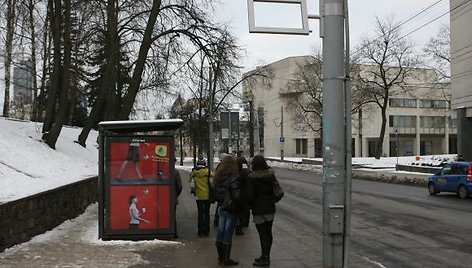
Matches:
[174,204,178,238]
[255,221,273,257]
[196,200,211,235]
[237,207,250,228]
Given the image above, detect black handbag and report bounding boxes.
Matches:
[273,177,284,203]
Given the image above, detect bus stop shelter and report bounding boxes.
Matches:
[97,119,183,240]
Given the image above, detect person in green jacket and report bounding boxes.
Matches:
[190,155,213,236]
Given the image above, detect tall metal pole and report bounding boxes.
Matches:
[228,110,232,154]
[249,99,255,157]
[322,0,347,267]
[342,1,352,266]
[179,129,183,166]
[280,106,284,161]
[208,68,214,172]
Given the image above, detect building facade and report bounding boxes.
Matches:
[450,0,472,160]
[243,56,455,158]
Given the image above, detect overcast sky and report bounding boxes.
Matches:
[214,0,451,71]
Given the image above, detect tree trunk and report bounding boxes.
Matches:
[32,10,50,122]
[3,0,17,117]
[44,0,72,149]
[375,105,388,159]
[118,0,162,120]
[103,0,120,120]
[77,0,119,146]
[28,0,38,107]
[42,0,62,134]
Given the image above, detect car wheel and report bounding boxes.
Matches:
[458,185,468,199]
[428,183,439,195]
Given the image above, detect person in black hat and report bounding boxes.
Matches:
[190,155,213,236]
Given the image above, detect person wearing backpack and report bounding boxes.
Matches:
[214,156,241,266]
[246,155,277,267]
[190,155,212,237]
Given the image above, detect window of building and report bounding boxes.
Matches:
[389,141,398,157]
[389,98,417,108]
[315,138,322,157]
[389,115,416,128]
[405,140,413,156]
[368,140,377,157]
[420,141,433,155]
[419,99,447,109]
[420,116,445,128]
[296,138,308,155]
[449,117,457,129]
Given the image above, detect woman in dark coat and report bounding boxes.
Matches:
[235,156,250,235]
[246,155,276,267]
[214,156,241,266]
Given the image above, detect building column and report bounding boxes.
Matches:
[443,115,450,154]
[416,115,421,155]
[457,108,472,160]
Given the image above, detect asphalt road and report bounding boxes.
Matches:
[273,167,472,268]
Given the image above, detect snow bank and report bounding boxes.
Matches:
[0,118,98,203]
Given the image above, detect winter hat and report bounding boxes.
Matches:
[197,155,206,166]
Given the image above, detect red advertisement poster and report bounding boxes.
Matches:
[109,139,171,183]
[109,185,170,230]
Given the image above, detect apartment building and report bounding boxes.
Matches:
[450,0,472,160]
[243,56,455,158]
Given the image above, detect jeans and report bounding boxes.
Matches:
[216,209,237,243]
[196,200,211,235]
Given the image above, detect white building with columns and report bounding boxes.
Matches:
[243,56,455,158]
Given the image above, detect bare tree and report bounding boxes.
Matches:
[282,55,323,134]
[42,0,73,149]
[424,24,450,82]
[354,17,421,159]
[77,0,231,146]
[3,0,17,117]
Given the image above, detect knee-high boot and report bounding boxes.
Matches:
[216,241,224,264]
[254,222,271,267]
[222,243,239,266]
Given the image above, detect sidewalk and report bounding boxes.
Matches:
[0,169,380,268]
[127,169,380,268]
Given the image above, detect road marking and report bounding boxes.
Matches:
[362,256,388,268]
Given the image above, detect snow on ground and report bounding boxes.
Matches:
[0,203,180,259]
[0,118,98,203]
[0,117,457,203]
[267,155,457,170]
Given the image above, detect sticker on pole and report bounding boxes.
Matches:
[280,136,285,143]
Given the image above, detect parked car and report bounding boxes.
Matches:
[427,161,472,199]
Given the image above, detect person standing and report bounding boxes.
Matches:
[173,159,183,239]
[246,155,276,267]
[235,157,250,235]
[214,156,241,266]
[190,155,212,237]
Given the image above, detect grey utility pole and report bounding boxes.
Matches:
[280,106,284,161]
[246,1,351,267]
[321,0,350,267]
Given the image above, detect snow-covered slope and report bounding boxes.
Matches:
[0,118,98,203]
